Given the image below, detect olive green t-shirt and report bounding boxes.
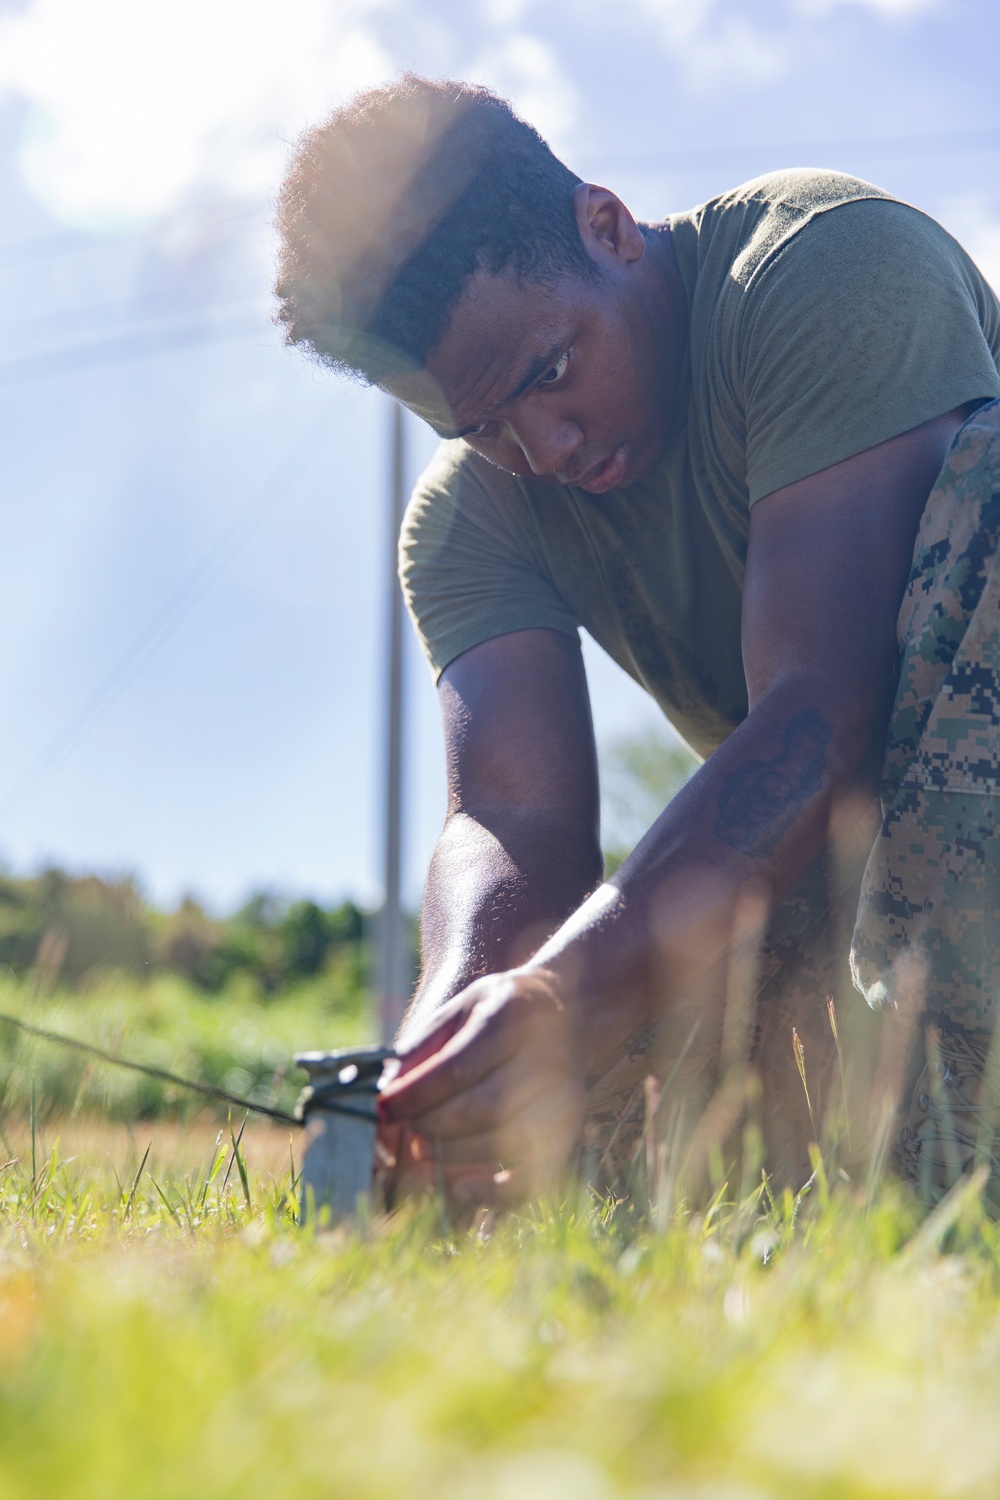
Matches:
[399,170,1000,759]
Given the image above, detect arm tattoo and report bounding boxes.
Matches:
[714,706,833,857]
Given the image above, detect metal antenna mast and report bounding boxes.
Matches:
[378,400,408,1042]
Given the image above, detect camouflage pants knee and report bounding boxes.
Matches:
[851,398,1000,1031]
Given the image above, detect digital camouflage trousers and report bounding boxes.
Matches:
[852,398,1000,1030]
[584,399,1000,1190]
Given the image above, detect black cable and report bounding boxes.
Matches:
[0,1005,302,1125]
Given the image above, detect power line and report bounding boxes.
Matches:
[0,403,354,831]
[0,195,264,270]
[0,312,264,387]
[595,123,1000,177]
[0,289,259,346]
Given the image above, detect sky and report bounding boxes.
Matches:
[0,0,996,914]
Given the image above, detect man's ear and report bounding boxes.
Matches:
[572,183,645,266]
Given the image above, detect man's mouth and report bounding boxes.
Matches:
[568,445,630,494]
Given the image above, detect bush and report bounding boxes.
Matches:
[0,866,386,1000]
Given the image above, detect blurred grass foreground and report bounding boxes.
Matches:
[1,1123,1000,1498]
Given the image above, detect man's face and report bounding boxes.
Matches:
[390,203,685,494]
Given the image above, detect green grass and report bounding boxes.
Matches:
[0,1116,999,1498]
[1,971,998,1497]
[0,964,369,1123]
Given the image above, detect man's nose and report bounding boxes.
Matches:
[512,413,583,478]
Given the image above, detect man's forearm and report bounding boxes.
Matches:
[521,674,884,1074]
[400,806,603,1044]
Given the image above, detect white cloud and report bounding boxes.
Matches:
[610,0,790,89]
[793,0,940,17]
[684,12,790,86]
[607,0,941,91]
[970,226,1000,298]
[935,196,1000,298]
[0,0,394,229]
[465,31,580,155]
[0,0,586,231]
[480,0,536,25]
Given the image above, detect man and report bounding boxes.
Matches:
[275,76,1000,1203]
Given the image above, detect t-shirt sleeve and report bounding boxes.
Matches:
[399,440,578,681]
[740,197,1000,504]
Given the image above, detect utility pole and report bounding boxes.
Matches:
[378,400,408,1043]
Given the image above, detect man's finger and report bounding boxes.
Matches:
[409,1060,571,1142]
[379,1002,525,1123]
[389,1004,469,1078]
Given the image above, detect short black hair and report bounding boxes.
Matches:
[274,75,597,384]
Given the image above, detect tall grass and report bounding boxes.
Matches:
[0,1118,998,1499]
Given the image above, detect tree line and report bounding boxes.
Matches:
[0,729,694,998]
[0,867,372,995]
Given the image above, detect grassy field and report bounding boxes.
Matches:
[0,1107,998,1499]
[2,972,1000,1497]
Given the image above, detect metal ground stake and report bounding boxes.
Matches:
[294,1046,394,1226]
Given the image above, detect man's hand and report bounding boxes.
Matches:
[378,968,584,1204]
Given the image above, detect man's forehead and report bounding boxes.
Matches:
[386,364,477,438]
[389,271,576,437]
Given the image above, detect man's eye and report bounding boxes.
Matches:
[538,350,570,386]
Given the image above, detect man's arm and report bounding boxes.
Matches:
[400,627,603,1041]
[381,408,971,1198]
